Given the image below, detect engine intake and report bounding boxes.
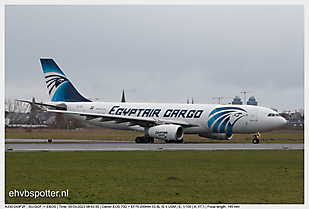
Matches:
[148,125,184,141]
[198,133,233,140]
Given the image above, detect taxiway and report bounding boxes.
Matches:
[5,141,304,152]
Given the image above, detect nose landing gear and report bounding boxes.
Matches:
[252,132,261,144]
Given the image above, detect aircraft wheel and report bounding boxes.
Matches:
[252,138,259,144]
[165,140,173,143]
[135,137,142,143]
[141,137,148,143]
[139,136,152,143]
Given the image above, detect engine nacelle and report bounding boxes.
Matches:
[147,125,184,141]
[198,133,233,140]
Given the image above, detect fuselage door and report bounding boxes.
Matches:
[250,110,258,121]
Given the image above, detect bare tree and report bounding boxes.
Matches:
[5,99,31,113]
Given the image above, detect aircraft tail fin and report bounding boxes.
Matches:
[40,58,91,102]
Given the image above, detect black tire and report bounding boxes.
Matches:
[138,136,147,143]
[252,138,259,144]
[143,137,149,143]
[135,137,141,143]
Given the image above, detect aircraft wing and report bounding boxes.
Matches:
[47,109,200,128]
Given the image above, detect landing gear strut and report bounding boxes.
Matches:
[135,136,154,143]
[252,132,261,144]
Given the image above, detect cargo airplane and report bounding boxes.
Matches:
[18,58,287,144]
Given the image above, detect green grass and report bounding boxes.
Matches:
[5,150,304,204]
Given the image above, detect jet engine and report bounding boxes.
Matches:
[147,125,184,141]
[198,133,233,140]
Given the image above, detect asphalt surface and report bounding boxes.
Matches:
[5,140,304,152]
[5,139,133,143]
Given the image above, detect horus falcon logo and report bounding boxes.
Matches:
[45,73,69,97]
[207,107,247,133]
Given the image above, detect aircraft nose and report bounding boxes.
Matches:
[270,116,287,130]
[278,117,287,127]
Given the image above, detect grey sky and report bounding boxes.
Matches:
[5,5,304,112]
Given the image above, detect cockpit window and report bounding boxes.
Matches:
[267,113,281,117]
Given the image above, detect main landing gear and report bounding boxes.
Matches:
[135,137,184,143]
[135,136,154,143]
[252,132,261,144]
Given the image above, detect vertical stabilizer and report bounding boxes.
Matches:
[40,58,91,102]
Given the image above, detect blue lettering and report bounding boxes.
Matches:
[178,109,188,118]
[108,106,119,115]
[171,109,180,117]
[149,109,154,117]
[137,109,145,117]
[128,108,137,116]
[142,109,152,117]
[163,109,173,117]
[194,110,204,118]
[115,108,124,115]
[109,106,201,118]
[186,110,196,118]
[152,109,161,117]
[122,108,131,115]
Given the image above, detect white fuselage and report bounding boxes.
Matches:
[49,101,287,135]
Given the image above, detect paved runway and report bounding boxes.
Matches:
[5,139,133,143]
[5,142,304,152]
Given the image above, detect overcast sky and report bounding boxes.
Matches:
[5,4,304,112]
